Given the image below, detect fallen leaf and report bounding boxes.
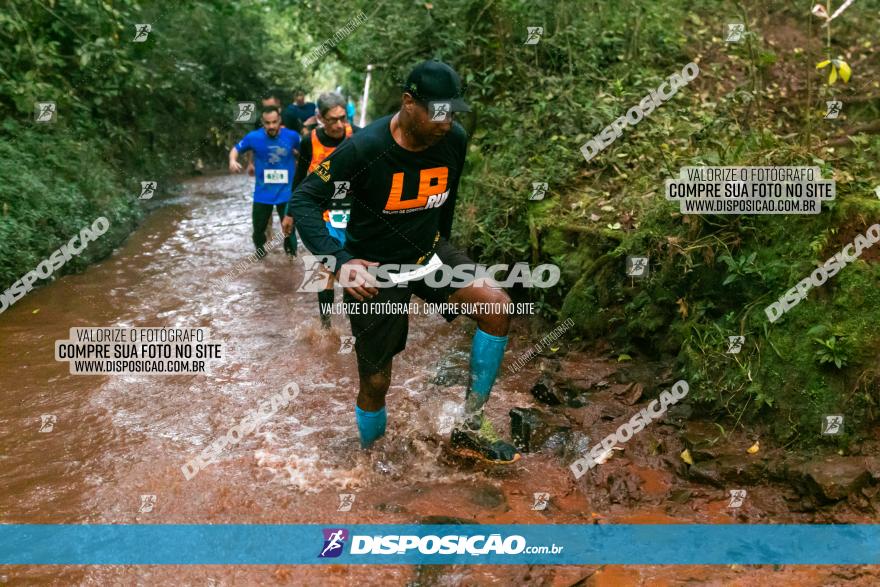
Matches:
[676,297,688,319]
[595,446,623,465]
[590,213,601,222]
[595,449,614,464]
[618,382,644,405]
[617,353,632,362]
[747,441,760,454]
[681,449,694,465]
[32,309,40,314]
[702,246,715,265]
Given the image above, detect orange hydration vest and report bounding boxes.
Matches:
[309,124,353,174]
[311,125,353,222]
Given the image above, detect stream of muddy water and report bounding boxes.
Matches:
[1,175,877,585]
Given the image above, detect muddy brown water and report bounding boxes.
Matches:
[1,175,877,585]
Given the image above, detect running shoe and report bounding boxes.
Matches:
[450,416,521,464]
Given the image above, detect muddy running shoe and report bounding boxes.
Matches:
[450,416,521,464]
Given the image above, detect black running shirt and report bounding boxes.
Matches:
[288,114,467,267]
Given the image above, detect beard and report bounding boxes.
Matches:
[423,130,447,146]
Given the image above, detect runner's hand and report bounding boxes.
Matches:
[281,216,293,236]
[336,259,379,301]
[229,160,243,174]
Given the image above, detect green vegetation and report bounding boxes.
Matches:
[2,0,879,445]
[328,0,880,444]
[0,1,296,285]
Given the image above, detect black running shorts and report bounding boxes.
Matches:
[344,239,474,374]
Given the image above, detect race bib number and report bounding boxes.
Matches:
[264,169,288,184]
[328,209,350,229]
[388,254,443,285]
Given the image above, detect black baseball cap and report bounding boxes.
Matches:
[402,60,470,113]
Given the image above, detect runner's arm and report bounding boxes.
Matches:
[284,133,310,220]
[292,132,312,189]
[287,139,359,267]
[229,134,251,173]
[228,148,244,173]
[290,129,302,174]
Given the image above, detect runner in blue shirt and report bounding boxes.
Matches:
[229,105,301,256]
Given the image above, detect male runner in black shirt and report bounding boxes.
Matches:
[287,60,518,464]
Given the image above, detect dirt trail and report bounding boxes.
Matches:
[1,174,877,585]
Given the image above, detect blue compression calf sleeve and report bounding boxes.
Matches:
[355,405,387,448]
[469,328,509,401]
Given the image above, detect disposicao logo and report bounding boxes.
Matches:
[319,528,349,558]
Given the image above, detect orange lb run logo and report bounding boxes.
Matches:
[384,167,449,211]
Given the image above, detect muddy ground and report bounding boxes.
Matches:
[2,174,879,585]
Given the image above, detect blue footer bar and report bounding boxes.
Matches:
[2,524,879,565]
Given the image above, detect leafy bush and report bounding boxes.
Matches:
[0,1,294,289]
